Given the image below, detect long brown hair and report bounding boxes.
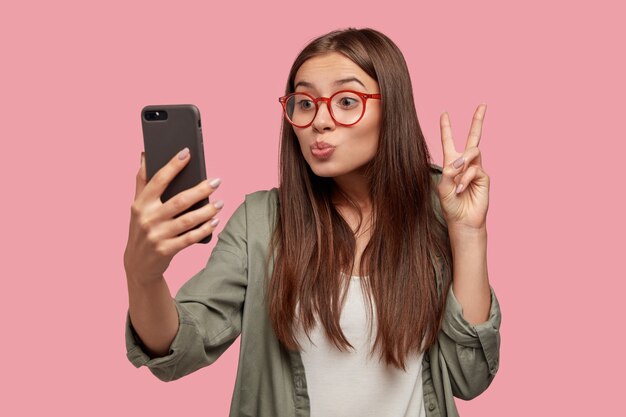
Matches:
[267,27,453,371]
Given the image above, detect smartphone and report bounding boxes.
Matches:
[141,104,212,244]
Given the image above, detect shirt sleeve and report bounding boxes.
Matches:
[124,199,249,382]
[437,284,502,400]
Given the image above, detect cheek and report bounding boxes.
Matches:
[294,131,312,159]
[356,117,381,152]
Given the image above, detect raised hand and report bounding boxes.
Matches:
[437,104,490,231]
[124,149,223,286]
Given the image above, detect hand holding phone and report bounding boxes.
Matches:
[124,149,223,286]
[140,104,212,244]
[123,104,222,286]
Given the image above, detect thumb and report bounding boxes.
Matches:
[134,151,147,199]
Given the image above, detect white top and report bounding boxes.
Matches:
[294,274,426,417]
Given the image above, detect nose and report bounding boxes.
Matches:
[311,99,336,132]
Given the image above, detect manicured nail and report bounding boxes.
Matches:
[453,156,465,169]
[178,147,189,160]
[456,183,464,194]
[213,200,224,209]
[210,218,220,227]
[209,178,221,188]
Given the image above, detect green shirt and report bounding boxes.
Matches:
[125,165,502,417]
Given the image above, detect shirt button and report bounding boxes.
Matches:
[428,403,436,411]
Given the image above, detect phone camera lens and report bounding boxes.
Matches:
[144,110,168,121]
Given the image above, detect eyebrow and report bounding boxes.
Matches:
[294,76,366,90]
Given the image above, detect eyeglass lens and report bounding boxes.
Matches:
[285,92,364,126]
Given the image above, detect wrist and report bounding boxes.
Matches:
[126,271,165,288]
[447,224,487,255]
[448,223,487,238]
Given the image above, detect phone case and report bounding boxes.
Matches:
[141,104,212,244]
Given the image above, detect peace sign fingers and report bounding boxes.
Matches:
[439,111,458,163]
[438,104,487,196]
[436,103,491,230]
[466,104,487,150]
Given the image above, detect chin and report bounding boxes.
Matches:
[308,162,357,179]
[308,166,337,178]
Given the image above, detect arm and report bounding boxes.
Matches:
[448,225,491,325]
[434,104,493,326]
[430,164,501,400]
[437,283,501,400]
[126,275,178,359]
[125,199,249,382]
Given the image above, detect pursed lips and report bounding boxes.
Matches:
[310,142,336,160]
[311,141,335,150]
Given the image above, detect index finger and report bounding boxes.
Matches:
[465,104,487,150]
[440,111,457,163]
[137,147,191,203]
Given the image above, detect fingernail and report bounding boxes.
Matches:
[209,178,222,188]
[456,183,464,194]
[210,218,220,227]
[178,147,189,160]
[453,156,465,169]
[213,200,224,209]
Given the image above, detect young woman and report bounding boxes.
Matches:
[124,27,501,417]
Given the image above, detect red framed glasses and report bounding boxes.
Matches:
[278,89,382,128]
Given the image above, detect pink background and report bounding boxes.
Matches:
[2,0,623,415]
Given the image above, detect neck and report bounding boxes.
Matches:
[331,168,372,211]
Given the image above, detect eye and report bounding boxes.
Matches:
[338,97,358,108]
[296,99,314,110]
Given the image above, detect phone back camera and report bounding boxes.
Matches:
[144,110,168,121]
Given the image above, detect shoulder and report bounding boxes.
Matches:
[244,187,278,203]
[231,188,279,229]
[243,187,278,211]
[221,188,278,245]
[225,188,278,224]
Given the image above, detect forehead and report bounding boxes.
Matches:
[294,52,377,91]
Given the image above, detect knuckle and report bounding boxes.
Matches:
[184,232,197,246]
[194,182,209,200]
[154,244,170,258]
[466,166,478,177]
[172,196,189,212]
[152,171,169,188]
[178,214,195,229]
[130,203,142,217]
[138,216,152,232]
[146,229,160,245]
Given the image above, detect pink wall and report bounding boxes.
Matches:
[2,0,623,415]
